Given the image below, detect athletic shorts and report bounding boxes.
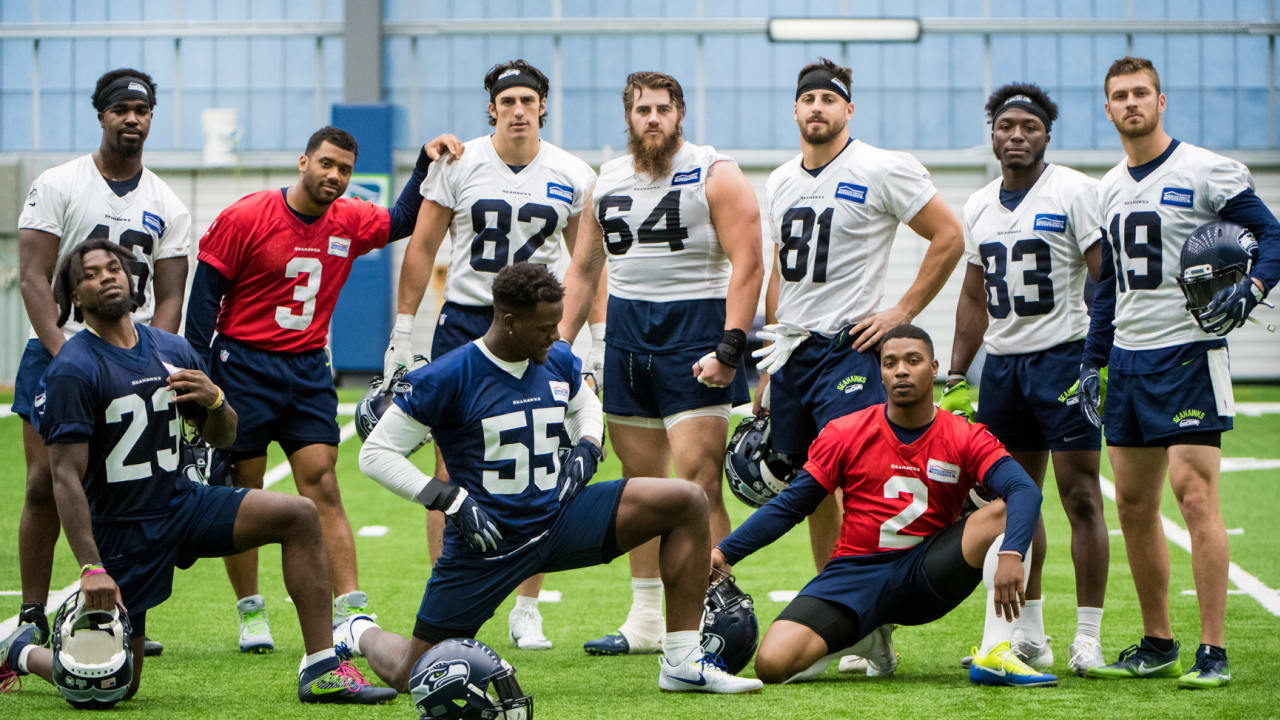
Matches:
[12,338,54,424]
[602,345,749,419]
[414,479,628,642]
[95,484,247,625]
[431,301,493,361]
[780,519,981,648]
[1104,347,1234,448]
[209,336,339,461]
[769,330,885,457]
[977,340,1101,452]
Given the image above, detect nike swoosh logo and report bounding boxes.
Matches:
[1063,434,1086,442]
[308,682,346,694]
[669,673,707,686]
[1137,659,1175,674]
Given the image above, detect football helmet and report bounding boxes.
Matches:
[179,427,231,486]
[700,573,759,675]
[356,354,429,442]
[724,415,794,508]
[50,591,134,709]
[408,638,532,719]
[1177,221,1258,332]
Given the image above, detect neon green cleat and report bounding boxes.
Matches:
[968,642,1057,687]
[1086,639,1180,679]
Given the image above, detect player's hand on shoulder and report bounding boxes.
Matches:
[441,486,502,553]
[992,552,1025,621]
[710,547,732,581]
[694,352,735,388]
[166,368,223,409]
[939,375,976,421]
[425,134,465,163]
[850,306,911,353]
[558,438,604,505]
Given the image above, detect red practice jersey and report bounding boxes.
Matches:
[198,190,390,353]
[804,405,1010,558]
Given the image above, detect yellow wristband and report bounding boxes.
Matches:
[204,387,224,411]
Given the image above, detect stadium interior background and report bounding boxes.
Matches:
[1,0,1278,385]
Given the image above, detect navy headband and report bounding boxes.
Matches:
[796,68,850,103]
[489,68,544,102]
[992,94,1051,131]
[98,75,154,111]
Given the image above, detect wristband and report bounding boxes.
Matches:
[945,373,966,388]
[589,322,606,344]
[204,387,225,411]
[997,550,1024,559]
[80,562,104,576]
[714,328,748,366]
[82,567,107,577]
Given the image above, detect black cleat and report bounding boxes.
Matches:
[17,603,49,647]
[143,636,164,657]
[298,658,397,704]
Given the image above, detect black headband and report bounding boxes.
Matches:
[796,68,850,103]
[98,75,154,111]
[489,68,544,102]
[992,94,1051,131]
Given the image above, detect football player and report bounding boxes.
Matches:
[713,325,1053,687]
[0,240,395,705]
[379,59,603,651]
[346,263,763,695]
[184,126,461,653]
[13,68,190,657]
[756,58,963,573]
[557,71,764,655]
[1079,57,1280,688]
[943,83,1110,675]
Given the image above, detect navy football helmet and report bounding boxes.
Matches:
[50,591,134,709]
[1178,221,1258,332]
[700,573,759,675]
[356,354,429,442]
[408,638,532,719]
[724,415,794,508]
[179,427,231,486]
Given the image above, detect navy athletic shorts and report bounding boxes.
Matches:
[769,329,885,457]
[1105,346,1234,447]
[431,301,494,361]
[977,339,1101,452]
[12,338,54,424]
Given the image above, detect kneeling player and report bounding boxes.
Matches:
[0,240,394,705]
[348,263,762,694]
[712,325,1055,687]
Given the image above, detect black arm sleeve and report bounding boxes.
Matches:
[387,147,432,241]
[982,456,1042,558]
[716,471,831,566]
[184,261,228,363]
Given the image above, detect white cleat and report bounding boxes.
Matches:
[333,613,376,657]
[1067,636,1105,677]
[836,625,898,677]
[659,653,763,694]
[508,605,553,651]
[1011,629,1054,670]
[785,651,840,683]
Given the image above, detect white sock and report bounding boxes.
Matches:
[302,647,336,670]
[350,616,379,654]
[17,644,35,673]
[1017,599,1046,644]
[662,630,700,666]
[514,594,538,611]
[979,534,1015,656]
[628,577,663,618]
[1076,606,1103,642]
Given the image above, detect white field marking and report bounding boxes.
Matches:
[0,591,22,596]
[1228,528,1245,535]
[1222,457,1280,472]
[0,421,359,634]
[338,402,357,415]
[357,525,388,537]
[537,590,562,603]
[1236,402,1280,416]
[1098,474,1280,617]
[0,408,14,418]
[1182,590,1253,596]
[767,590,799,603]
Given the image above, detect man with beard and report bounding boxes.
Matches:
[379,59,602,651]
[753,58,963,597]
[12,68,190,656]
[184,126,461,653]
[1077,57,1280,688]
[0,239,397,706]
[942,83,1110,676]
[559,71,764,656]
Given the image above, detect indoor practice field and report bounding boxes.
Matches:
[2,384,1278,720]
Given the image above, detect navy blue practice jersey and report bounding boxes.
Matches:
[394,340,582,549]
[38,325,208,522]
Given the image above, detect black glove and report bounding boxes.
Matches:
[558,439,603,505]
[1200,276,1265,336]
[440,486,502,553]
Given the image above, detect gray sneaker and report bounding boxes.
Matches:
[332,591,374,628]
[237,594,274,654]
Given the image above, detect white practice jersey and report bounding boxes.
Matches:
[765,140,937,336]
[593,142,733,302]
[963,164,1102,356]
[1096,141,1253,350]
[18,154,191,337]
[422,136,596,306]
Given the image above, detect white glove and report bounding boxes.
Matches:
[585,322,606,394]
[751,323,810,375]
[380,313,415,392]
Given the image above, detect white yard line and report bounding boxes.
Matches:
[1,420,357,635]
[1097,474,1280,617]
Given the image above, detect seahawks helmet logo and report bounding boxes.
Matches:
[423,660,470,692]
[702,632,727,656]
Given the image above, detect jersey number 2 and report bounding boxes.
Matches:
[879,475,927,549]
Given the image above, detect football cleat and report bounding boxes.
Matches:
[969,642,1057,687]
[1011,630,1054,669]
[17,602,50,647]
[143,636,164,657]
[332,590,375,628]
[1086,639,1181,680]
[837,625,900,677]
[333,613,376,658]
[1,623,38,694]
[658,652,763,694]
[585,617,664,656]
[1178,645,1230,689]
[298,657,396,704]
[410,638,531,717]
[584,633,632,655]
[1068,637,1105,677]
[508,604,553,651]
[237,594,274,654]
